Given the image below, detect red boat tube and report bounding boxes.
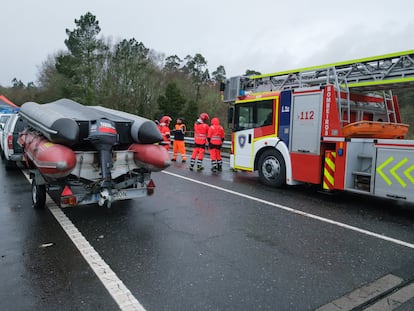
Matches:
[128,143,170,172]
[19,130,77,178]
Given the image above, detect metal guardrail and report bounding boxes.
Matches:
[182,137,231,150]
[169,137,231,158]
[173,131,231,149]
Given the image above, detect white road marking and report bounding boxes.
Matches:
[364,282,414,311]
[163,171,414,250]
[22,172,146,311]
[20,166,413,310]
[315,274,403,311]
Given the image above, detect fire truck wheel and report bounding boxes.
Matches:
[32,179,46,209]
[258,149,286,188]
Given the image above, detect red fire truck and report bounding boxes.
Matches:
[222,50,414,203]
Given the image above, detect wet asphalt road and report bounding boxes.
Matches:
[1,156,414,311]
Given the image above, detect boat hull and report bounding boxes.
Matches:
[128,144,170,172]
[19,130,77,178]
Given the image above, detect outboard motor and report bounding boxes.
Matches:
[87,119,118,206]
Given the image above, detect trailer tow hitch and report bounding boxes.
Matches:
[98,188,113,208]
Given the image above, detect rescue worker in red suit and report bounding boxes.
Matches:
[171,117,186,162]
[207,117,225,172]
[189,113,209,171]
[158,116,172,151]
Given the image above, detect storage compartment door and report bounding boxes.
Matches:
[375,147,414,202]
[290,93,322,155]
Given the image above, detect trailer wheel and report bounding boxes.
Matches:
[32,179,46,209]
[258,149,286,188]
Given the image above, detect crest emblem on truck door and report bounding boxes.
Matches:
[238,135,246,148]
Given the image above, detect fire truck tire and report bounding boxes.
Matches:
[32,179,46,209]
[258,149,286,188]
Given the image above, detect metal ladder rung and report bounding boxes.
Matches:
[383,90,397,123]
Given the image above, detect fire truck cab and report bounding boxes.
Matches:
[224,50,414,203]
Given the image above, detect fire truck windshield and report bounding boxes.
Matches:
[233,99,273,131]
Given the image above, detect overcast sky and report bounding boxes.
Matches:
[1,0,413,86]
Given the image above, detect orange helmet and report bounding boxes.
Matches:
[200,113,209,121]
[160,116,172,124]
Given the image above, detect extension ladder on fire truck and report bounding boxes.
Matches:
[224,50,414,125]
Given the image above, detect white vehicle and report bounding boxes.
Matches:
[1,113,27,169]
[0,113,12,152]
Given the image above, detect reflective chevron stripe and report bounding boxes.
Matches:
[323,151,336,190]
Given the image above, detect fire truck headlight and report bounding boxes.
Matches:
[338,148,343,156]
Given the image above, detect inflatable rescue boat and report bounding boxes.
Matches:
[19,98,170,208]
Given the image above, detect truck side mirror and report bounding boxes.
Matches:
[220,81,226,92]
[227,107,233,129]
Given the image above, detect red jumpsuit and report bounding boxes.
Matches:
[208,118,225,172]
[190,119,209,171]
[158,123,171,151]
